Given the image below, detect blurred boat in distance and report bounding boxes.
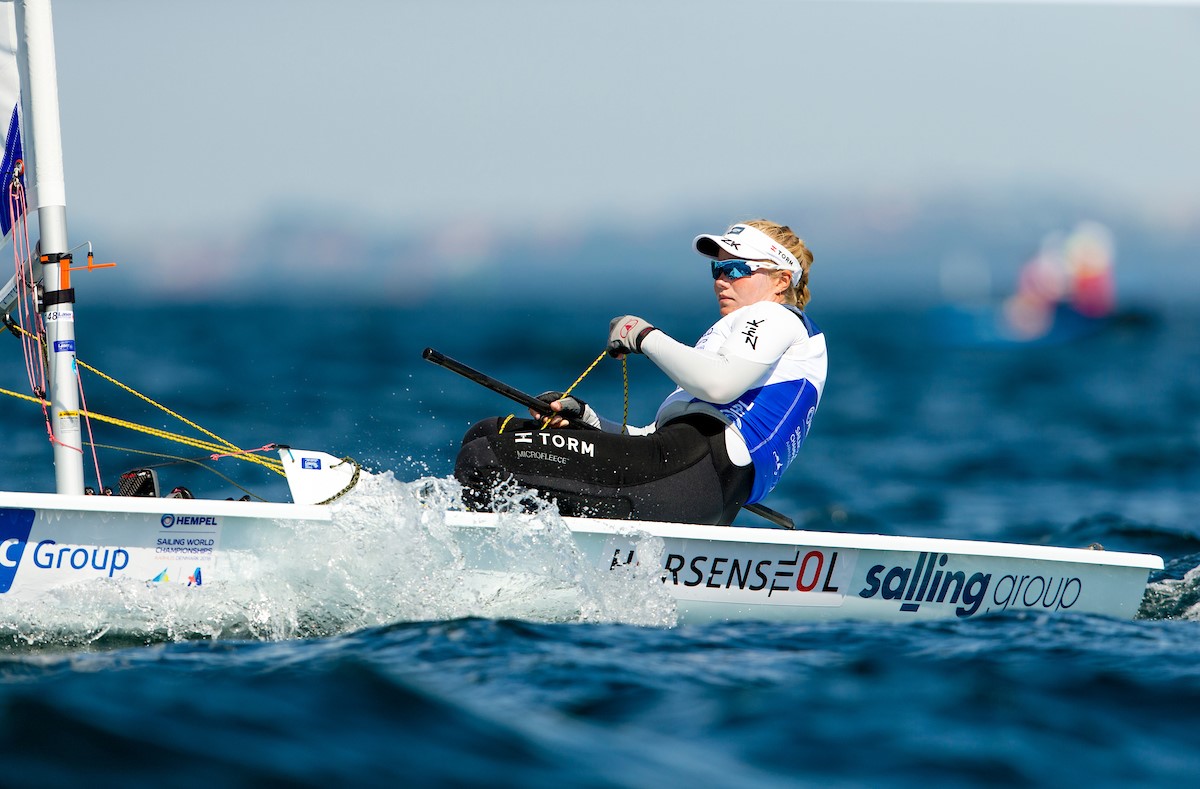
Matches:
[929,221,1155,347]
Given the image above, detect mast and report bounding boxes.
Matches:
[14,0,82,494]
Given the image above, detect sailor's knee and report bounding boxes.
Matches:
[461,417,502,446]
[454,436,508,512]
[454,435,501,481]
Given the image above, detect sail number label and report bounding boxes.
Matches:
[43,310,74,323]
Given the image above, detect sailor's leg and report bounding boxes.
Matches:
[453,416,752,524]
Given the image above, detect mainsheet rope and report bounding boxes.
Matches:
[498,349,629,434]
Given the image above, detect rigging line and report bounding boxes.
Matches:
[0,386,64,456]
[540,349,633,433]
[74,366,105,492]
[60,410,235,454]
[59,410,285,475]
[7,321,248,456]
[314,457,362,505]
[535,349,609,430]
[8,183,94,461]
[209,443,280,461]
[7,185,45,398]
[9,187,82,459]
[0,383,284,475]
[85,442,271,501]
[72,357,243,453]
[4,204,90,460]
[207,444,286,475]
[0,386,47,406]
[621,356,628,432]
[560,350,607,399]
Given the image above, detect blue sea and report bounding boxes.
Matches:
[2,299,1200,786]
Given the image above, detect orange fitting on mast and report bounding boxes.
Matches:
[60,251,117,290]
[56,253,71,290]
[39,252,72,290]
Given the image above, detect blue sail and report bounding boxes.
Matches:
[1,102,21,238]
[1,2,23,242]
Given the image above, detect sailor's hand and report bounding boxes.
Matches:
[533,391,601,429]
[608,315,658,358]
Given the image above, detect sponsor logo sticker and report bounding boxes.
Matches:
[610,540,857,607]
[162,515,219,528]
[0,508,36,593]
[511,432,595,457]
[857,552,1083,618]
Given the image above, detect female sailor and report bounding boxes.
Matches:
[454,219,827,525]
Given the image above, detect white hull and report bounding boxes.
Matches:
[445,512,1162,623]
[0,490,332,598]
[0,488,1163,625]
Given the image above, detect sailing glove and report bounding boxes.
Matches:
[608,315,658,357]
[534,391,602,429]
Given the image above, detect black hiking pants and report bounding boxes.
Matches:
[454,414,753,525]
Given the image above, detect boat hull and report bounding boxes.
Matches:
[446,512,1163,623]
[0,492,1163,625]
[0,491,331,598]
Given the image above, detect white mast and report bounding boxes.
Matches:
[14,0,82,494]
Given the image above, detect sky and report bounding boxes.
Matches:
[44,0,1200,244]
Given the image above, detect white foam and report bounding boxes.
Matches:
[0,472,677,648]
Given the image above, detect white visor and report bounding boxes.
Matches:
[693,224,802,286]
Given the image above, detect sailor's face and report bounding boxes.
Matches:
[712,250,788,316]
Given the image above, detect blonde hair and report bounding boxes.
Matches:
[744,219,814,309]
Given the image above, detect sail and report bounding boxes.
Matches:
[0,0,23,242]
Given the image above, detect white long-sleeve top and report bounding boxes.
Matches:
[602,301,827,504]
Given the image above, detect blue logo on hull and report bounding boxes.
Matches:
[0,508,36,593]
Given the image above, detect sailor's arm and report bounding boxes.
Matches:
[640,332,771,403]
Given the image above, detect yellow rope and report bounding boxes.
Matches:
[561,350,607,399]
[86,442,273,499]
[314,457,362,505]
[0,386,47,407]
[4,322,280,474]
[1,387,283,475]
[62,410,285,475]
[532,349,608,429]
[73,357,241,453]
[622,356,629,431]
[547,349,632,433]
[493,348,630,433]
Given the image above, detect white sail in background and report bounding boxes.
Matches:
[0,0,24,242]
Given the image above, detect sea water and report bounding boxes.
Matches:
[1,301,1199,786]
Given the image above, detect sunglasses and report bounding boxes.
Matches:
[711,259,774,280]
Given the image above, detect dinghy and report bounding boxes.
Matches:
[0,1,1162,624]
[422,351,1161,623]
[0,0,359,601]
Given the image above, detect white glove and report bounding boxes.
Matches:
[608,315,658,357]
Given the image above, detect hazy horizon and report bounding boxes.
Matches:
[47,1,1200,240]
